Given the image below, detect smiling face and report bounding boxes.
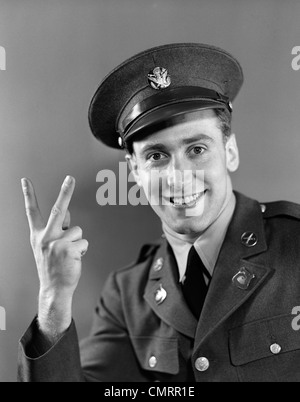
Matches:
[126,109,239,236]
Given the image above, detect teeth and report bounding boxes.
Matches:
[172,193,201,206]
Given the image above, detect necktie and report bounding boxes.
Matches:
[182,246,210,319]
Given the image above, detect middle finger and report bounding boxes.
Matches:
[46,176,75,233]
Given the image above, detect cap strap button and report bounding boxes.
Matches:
[118,136,124,148]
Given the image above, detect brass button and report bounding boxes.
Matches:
[149,356,157,368]
[195,357,210,372]
[270,343,282,355]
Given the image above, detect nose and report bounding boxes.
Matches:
[166,157,204,197]
[166,157,186,192]
[167,167,183,191]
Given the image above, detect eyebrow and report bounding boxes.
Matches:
[181,134,213,145]
[139,134,214,155]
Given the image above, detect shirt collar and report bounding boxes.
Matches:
[163,189,236,283]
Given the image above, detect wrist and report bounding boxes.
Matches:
[38,290,73,340]
[39,287,74,306]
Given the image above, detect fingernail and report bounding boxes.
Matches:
[64,175,73,185]
[21,178,28,189]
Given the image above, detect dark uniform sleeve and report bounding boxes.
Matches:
[18,318,84,382]
[18,271,147,382]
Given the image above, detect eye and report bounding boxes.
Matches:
[149,152,166,161]
[191,146,205,155]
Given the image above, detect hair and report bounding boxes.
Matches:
[125,107,232,155]
[214,108,232,143]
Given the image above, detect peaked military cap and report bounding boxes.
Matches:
[89,43,244,149]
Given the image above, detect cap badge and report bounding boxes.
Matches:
[148,67,171,90]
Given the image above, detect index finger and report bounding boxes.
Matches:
[21,178,45,232]
[46,176,75,233]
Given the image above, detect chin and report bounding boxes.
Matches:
[167,216,209,235]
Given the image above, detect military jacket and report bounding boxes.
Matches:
[18,192,300,382]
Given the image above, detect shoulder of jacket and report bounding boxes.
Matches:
[114,238,163,275]
[262,200,300,220]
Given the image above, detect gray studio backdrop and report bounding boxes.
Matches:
[1,0,300,382]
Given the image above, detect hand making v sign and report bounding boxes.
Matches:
[21,176,89,340]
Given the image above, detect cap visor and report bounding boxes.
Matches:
[124,100,228,142]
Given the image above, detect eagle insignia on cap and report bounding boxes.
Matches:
[148,67,171,90]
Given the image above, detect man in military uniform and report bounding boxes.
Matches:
[18,43,300,382]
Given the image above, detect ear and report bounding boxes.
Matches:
[225,133,240,173]
[125,153,142,187]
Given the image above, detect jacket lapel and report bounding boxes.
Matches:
[144,239,198,339]
[144,193,273,343]
[194,192,272,346]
